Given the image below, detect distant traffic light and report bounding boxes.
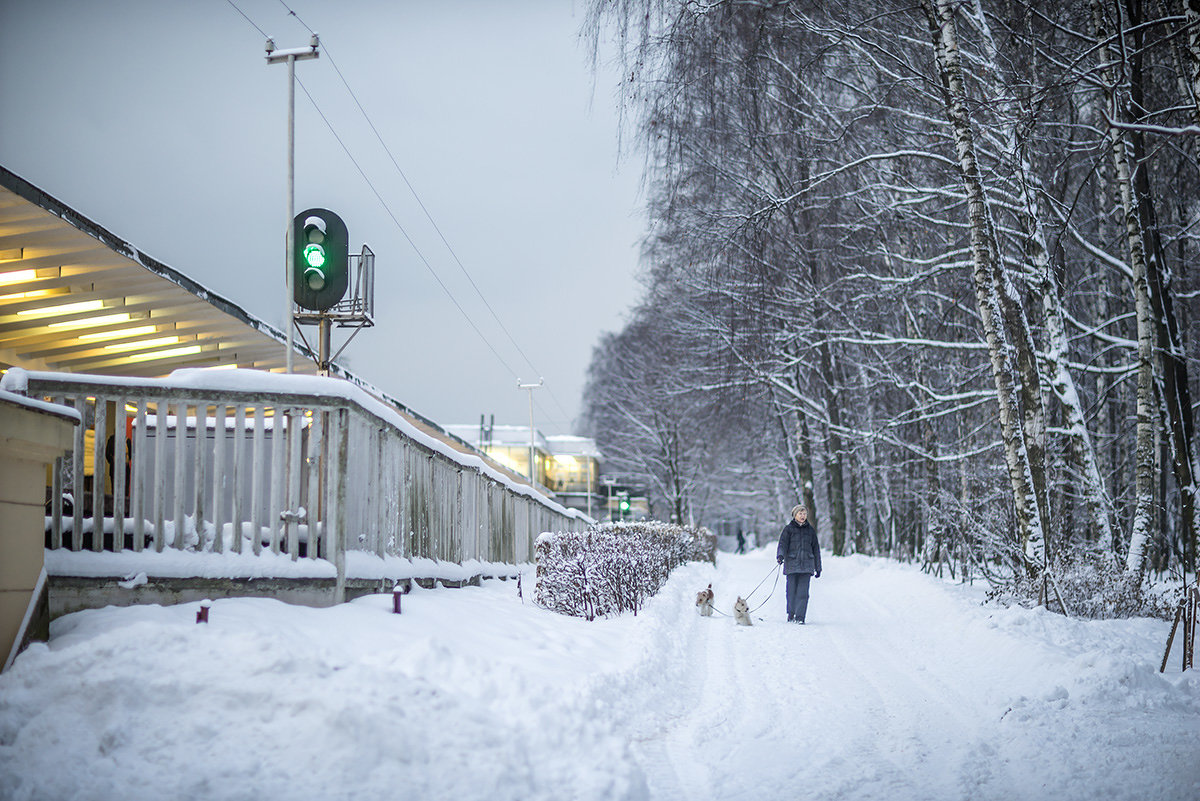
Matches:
[618,492,630,518]
[293,208,348,311]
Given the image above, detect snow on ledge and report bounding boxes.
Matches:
[0,378,81,423]
[45,548,337,580]
[46,548,526,584]
[343,551,522,582]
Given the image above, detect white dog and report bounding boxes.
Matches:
[733,596,753,626]
[695,584,714,617]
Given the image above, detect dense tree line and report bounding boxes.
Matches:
[579,0,1199,607]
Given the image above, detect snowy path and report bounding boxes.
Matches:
[630,553,1007,800]
[1,549,1198,800]
[623,550,1199,801]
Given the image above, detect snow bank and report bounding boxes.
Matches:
[343,551,522,582]
[1,551,1196,801]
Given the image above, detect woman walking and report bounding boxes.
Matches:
[776,504,822,623]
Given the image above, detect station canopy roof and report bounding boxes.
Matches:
[0,165,539,486]
[0,165,320,378]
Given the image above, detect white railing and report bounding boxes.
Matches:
[2,369,589,600]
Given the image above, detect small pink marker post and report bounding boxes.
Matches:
[196,600,211,624]
[392,585,403,614]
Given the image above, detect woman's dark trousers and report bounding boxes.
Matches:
[785,572,812,622]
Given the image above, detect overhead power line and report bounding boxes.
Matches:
[297,76,566,426]
[223,0,573,428]
[226,0,269,37]
[294,77,527,382]
[275,0,577,426]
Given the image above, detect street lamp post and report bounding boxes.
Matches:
[266,34,320,374]
[517,378,543,484]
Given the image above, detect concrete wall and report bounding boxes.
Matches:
[1,394,76,670]
[46,574,508,619]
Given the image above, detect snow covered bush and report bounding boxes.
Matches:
[988,543,1178,620]
[534,522,715,620]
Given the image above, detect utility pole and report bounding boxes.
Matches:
[266,34,320,373]
[517,379,543,484]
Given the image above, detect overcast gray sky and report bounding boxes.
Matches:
[0,0,644,434]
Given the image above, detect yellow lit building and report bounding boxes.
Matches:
[444,423,555,490]
[544,435,604,517]
[443,426,605,516]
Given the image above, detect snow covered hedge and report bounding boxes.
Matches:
[534,522,716,620]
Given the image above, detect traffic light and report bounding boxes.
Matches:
[293,208,348,311]
[618,492,630,519]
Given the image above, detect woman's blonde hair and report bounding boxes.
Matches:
[790,504,807,519]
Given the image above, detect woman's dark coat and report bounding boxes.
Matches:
[777,520,821,575]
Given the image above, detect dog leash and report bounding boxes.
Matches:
[703,563,782,618]
[748,564,782,613]
[743,563,780,601]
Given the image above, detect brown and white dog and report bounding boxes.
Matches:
[695,584,714,616]
[733,596,753,626]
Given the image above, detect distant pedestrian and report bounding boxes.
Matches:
[776,504,821,623]
[736,529,746,554]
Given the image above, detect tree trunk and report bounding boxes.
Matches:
[820,341,848,555]
[967,0,1115,543]
[1182,0,1200,123]
[920,0,1048,568]
[1090,0,1159,585]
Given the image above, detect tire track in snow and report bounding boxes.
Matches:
[783,559,1012,800]
[632,569,734,800]
[631,554,826,800]
[629,551,1014,801]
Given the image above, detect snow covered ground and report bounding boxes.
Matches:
[1,548,1197,801]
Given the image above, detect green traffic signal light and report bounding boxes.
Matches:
[304,243,326,269]
[293,208,348,311]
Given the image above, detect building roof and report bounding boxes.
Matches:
[443,423,551,451]
[545,434,603,460]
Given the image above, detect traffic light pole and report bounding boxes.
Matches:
[319,316,331,375]
[267,35,320,373]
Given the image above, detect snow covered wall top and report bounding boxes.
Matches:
[1,366,588,522]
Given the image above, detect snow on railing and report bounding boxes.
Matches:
[1,368,589,600]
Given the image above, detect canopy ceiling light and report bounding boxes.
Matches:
[0,268,36,285]
[15,299,105,319]
[78,324,159,342]
[123,345,204,364]
[102,335,182,353]
[47,312,133,330]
